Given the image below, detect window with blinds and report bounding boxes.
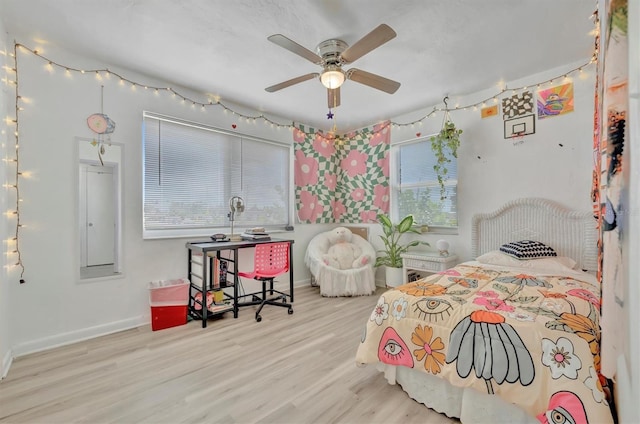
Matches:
[393,137,458,228]
[143,112,291,238]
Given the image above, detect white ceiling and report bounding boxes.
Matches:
[1,0,596,132]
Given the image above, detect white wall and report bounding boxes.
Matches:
[5,44,328,356]
[384,61,596,264]
[3,40,599,360]
[0,5,14,377]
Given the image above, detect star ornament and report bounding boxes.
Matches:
[327,109,334,119]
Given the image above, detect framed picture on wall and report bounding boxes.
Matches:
[503,114,535,139]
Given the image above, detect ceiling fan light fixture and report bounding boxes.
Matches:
[320,67,345,89]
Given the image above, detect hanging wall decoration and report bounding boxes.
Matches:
[481,104,499,118]
[430,97,462,200]
[598,0,628,381]
[537,82,574,119]
[501,90,534,119]
[87,85,116,165]
[503,114,535,139]
[293,122,390,224]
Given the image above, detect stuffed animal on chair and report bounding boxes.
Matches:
[322,227,371,270]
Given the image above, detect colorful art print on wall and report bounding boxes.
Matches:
[481,104,499,119]
[501,91,533,119]
[293,122,390,224]
[537,83,574,119]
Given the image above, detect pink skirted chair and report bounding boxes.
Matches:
[304,227,376,297]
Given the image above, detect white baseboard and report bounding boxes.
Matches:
[1,348,13,379]
[11,316,147,358]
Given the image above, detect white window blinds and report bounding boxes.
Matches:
[143,112,290,238]
[393,138,458,228]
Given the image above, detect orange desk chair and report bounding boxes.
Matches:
[237,242,293,322]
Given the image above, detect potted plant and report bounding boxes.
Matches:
[374,213,429,287]
[430,119,462,200]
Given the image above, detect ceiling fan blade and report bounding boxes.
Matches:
[265,73,319,92]
[328,87,341,108]
[341,24,396,64]
[268,34,323,64]
[346,68,401,94]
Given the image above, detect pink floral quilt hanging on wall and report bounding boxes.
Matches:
[294,121,390,224]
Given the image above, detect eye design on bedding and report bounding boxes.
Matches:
[537,391,588,424]
[377,327,414,368]
[413,297,452,321]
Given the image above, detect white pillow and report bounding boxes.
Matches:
[476,250,577,271]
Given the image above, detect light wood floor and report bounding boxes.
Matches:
[0,285,458,424]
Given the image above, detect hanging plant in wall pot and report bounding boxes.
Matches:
[430,99,462,200]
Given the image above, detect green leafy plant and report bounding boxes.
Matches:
[374,213,429,269]
[430,119,462,200]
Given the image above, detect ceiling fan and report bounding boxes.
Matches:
[265,24,401,108]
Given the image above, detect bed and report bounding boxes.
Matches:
[355,198,614,423]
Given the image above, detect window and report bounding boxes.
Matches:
[143,112,291,238]
[392,137,458,229]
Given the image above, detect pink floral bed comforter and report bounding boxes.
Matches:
[355,262,614,423]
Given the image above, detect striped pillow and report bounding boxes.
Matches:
[499,240,557,260]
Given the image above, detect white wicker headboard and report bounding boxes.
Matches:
[471,198,598,273]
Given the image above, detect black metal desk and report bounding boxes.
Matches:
[185,238,294,328]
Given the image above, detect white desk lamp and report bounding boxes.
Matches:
[228,196,245,242]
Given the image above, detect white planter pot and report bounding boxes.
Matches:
[385,266,405,288]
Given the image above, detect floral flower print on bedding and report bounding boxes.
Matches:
[411,324,446,375]
[473,294,516,312]
[370,296,389,325]
[391,297,408,321]
[397,281,447,297]
[541,337,583,380]
[546,303,601,373]
[446,310,535,394]
[567,288,600,309]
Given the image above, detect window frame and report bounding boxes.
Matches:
[391,135,458,234]
[142,111,293,239]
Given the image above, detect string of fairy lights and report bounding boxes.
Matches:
[3,43,25,283]
[2,9,598,282]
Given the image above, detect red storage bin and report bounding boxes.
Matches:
[149,279,190,331]
[151,304,188,331]
[149,279,190,305]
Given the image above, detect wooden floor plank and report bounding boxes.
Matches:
[0,285,458,423]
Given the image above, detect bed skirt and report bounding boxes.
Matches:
[378,363,538,424]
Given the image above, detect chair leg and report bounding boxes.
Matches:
[254,278,293,322]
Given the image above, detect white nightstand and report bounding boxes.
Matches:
[401,252,459,284]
